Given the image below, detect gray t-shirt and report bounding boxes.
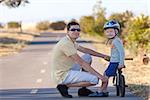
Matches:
[110,37,125,66]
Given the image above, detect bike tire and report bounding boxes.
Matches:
[116,85,120,96]
[119,75,125,97]
[115,76,120,96]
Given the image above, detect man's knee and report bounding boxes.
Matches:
[71,54,92,71]
[82,54,92,64]
[88,75,99,85]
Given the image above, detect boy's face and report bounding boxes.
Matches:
[104,28,116,39]
[68,25,80,40]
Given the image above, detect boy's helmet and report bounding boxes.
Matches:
[103,20,120,32]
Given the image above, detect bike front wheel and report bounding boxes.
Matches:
[119,75,125,97]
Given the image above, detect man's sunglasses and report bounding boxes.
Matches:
[70,28,81,32]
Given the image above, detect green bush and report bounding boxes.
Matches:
[50,21,66,30]
[79,1,106,36]
[80,16,95,35]
[7,22,20,28]
[36,21,50,30]
[124,14,150,55]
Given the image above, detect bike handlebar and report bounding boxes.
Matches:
[125,58,133,60]
[104,57,133,62]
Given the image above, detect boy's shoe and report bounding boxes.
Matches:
[56,84,72,98]
[88,91,109,97]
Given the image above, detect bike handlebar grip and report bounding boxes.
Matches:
[125,58,133,60]
[104,57,133,62]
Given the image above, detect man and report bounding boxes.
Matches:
[51,21,108,98]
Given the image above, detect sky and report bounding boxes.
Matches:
[0,0,149,24]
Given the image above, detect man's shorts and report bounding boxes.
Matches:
[104,62,119,77]
[62,70,99,85]
[61,54,98,85]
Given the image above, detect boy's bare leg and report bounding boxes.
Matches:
[100,81,108,92]
[100,77,109,92]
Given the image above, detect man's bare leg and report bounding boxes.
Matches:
[66,81,96,87]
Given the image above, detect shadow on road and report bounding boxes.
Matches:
[0,86,143,100]
[28,40,102,45]
[36,32,66,37]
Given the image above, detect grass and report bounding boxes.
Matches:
[125,61,150,100]
[81,34,150,100]
[0,32,38,57]
[0,43,26,56]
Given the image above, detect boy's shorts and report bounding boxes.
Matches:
[104,62,119,77]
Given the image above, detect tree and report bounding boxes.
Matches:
[79,16,95,35]
[7,21,20,28]
[36,21,50,31]
[124,14,150,55]
[93,0,106,35]
[122,10,134,23]
[50,21,66,30]
[0,0,29,8]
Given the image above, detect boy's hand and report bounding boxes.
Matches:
[104,56,110,61]
[118,65,125,69]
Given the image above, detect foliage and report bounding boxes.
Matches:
[79,16,95,35]
[79,1,106,36]
[7,21,21,28]
[94,9,106,35]
[124,14,150,55]
[50,21,66,30]
[0,0,29,8]
[36,21,50,31]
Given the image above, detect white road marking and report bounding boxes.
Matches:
[43,62,48,65]
[40,69,46,73]
[30,89,38,94]
[56,36,60,41]
[48,52,51,55]
[36,79,42,83]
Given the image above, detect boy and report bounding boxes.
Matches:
[89,20,125,97]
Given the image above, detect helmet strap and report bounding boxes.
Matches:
[108,29,117,39]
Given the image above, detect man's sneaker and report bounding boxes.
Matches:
[88,91,109,97]
[78,87,94,97]
[56,84,72,98]
[102,92,109,97]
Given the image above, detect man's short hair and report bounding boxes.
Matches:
[67,21,80,31]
